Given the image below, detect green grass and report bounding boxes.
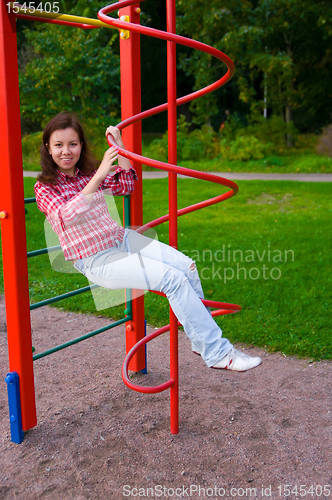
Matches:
[1,178,331,360]
[179,153,332,174]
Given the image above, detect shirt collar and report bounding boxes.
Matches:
[57,166,81,181]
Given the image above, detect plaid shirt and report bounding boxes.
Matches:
[34,166,138,261]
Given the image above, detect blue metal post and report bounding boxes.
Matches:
[5,372,24,444]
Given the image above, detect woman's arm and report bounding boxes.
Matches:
[105,126,132,171]
[81,145,119,201]
[81,126,133,202]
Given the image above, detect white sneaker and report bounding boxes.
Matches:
[212,348,262,372]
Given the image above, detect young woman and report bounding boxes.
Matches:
[34,112,262,372]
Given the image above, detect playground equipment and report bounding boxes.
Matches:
[0,0,240,443]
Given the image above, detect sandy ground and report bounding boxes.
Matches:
[0,295,331,500]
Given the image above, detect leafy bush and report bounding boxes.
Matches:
[22,131,43,169]
[147,115,219,163]
[316,124,332,157]
[218,112,245,142]
[22,131,43,157]
[182,124,219,160]
[238,115,298,151]
[148,134,168,162]
[293,134,318,152]
[220,136,269,161]
[81,115,119,161]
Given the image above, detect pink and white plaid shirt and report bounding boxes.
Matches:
[34,166,138,261]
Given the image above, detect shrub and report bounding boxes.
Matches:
[316,124,332,157]
[22,131,43,168]
[218,112,244,142]
[182,124,219,160]
[146,115,219,163]
[22,131,43,157]
[147,134,168,162]
[220,136,269,161]
[237,115,298,151]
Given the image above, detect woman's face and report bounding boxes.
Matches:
[48,127,83,176]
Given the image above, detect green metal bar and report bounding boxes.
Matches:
[124,195,131,227]
[33,316,130,360]
[27,245,61,258]
[30,284,99,310]
[24,197,60,257]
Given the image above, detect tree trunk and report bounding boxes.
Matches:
[283,33,295,147]
[285,100,294,147]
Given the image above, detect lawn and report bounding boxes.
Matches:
[180,153,332,174]
[1,177,331,360]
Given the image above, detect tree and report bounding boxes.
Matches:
[18,0,120,133]
[177,0,332,134]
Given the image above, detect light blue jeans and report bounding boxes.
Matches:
[74,228,232,367]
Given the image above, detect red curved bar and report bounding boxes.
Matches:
[122,325,175,393]
[122,294,241,394]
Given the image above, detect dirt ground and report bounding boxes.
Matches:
[0,294,331,500]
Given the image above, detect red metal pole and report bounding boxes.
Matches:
[119,3,146,372]
[0,4,37,431]
[166,0,179,434]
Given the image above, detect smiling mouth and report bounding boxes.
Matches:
[61,158,73,162]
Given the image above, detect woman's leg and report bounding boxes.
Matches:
[75,244,232,367]
[121,229,214,354]
[121,229,205,299]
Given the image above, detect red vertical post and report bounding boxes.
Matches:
[119,3,146,372]
[166,0,179,434]
[0,5,37,431]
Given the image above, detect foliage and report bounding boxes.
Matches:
[220,135,269,161]
[21,131,43,169]
[147,134,168,162]
[147,115,219,162]
[316,125,332,157]
[18,0,120,132]
[239,115,298,150]
[218,112,245,142]
[177,0,332,133]
[147,115,294,163]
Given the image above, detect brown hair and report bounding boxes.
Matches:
[37,112,99,184]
